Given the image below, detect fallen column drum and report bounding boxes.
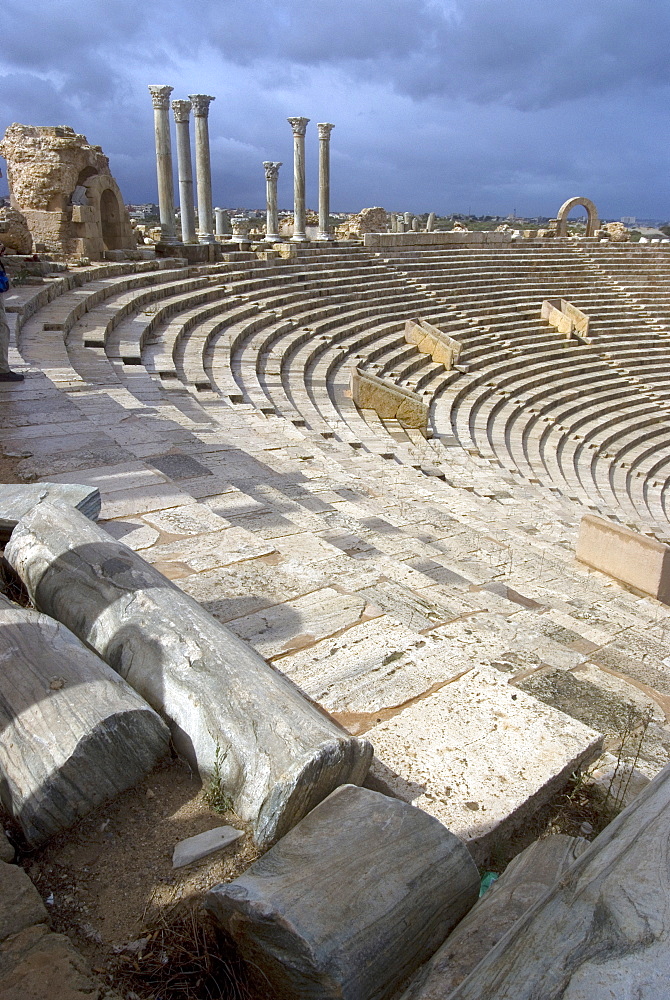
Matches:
[5,501,372,846]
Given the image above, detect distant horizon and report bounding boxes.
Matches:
[1,1,669,221]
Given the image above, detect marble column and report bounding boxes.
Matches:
[189,93,216,243]
[316,123,334,241]
[263,161,282,242]
[148,84,177,243]
[287,117,309,242]
[171,99,197,244]
[214,207,228,238]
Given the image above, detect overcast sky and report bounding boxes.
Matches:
[1,0,668,218]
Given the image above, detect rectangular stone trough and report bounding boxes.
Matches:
[576,513,670,603]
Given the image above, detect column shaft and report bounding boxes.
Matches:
[189,94,216,243]
[263,162,282,242]
[287,117,309,242]
[317,123,334,241]
[148,85,176,243]
[172,100,197,243]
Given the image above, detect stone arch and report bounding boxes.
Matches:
[83,173,136,255]
[556,197,599,237]
[99,187,124,250]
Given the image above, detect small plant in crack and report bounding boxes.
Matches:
[204,742,233,814]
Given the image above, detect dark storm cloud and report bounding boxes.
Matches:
[0,1,669,217]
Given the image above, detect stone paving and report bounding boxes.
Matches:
[2,244,670,865]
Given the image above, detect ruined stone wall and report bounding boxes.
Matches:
[336,207,389,238]
[0,206,32,254]
[0,124,136,258]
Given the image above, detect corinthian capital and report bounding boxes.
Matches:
[189,94,215,117]
[317,123,335,140]
[148,84,173,110]
[171,99,192,124]
[287,116,309,136]
[263,161,282,181]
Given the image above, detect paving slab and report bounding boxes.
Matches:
[142,526,276,573]
[278,617,469,718]
[141,501,231,536]
[227,587,370,659]
[148,452,214,480]
[366,666,602,862]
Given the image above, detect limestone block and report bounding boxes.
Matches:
[0,830,14,863]
[430,339,455,368]
[0,923,119,1000]
[405,318,460,369]
[0,861,48,943]
[401,834,589,999]
[396,395,429,428]
[365,666,602,862]
[70,205,96,224]
[0,206,32,254]
[5,502,372,847]
[404,318,424,345]
[335,206,389,238]
[351,367,428,431]
[420,318,462,362]
[417,332,438,355]
[0,599,170,846]
[603,221,630,242]
[206,784,480,1000]
[448,762,670,999]
[352,368,401,418]
[576,514,670,602]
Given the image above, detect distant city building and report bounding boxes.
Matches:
[127,203,158,219]
[621,216,636,225]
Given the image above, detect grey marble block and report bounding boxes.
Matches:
[206,784,480,1000]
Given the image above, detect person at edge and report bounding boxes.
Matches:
[0,234,25,382]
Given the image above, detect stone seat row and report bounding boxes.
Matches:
[441,328,670,531]
[17,248,670,540]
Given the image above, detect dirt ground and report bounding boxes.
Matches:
[13,756,271,999]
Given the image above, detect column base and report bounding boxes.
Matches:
[198,233,216,244]
[316,233,334,241]
[264,234,281,243]
[291,234,309,242]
